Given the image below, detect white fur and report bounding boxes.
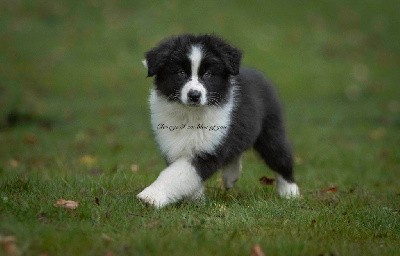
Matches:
[221,155,242,189]
[149,86,236,163]
[142,59,148,69]
[138,79,236,208]
[138,45,238,208]
[276,174,300,198]
[137,158,203,208]
[181,46,207,105]
[189,45,202,73]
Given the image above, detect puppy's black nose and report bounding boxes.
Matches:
[188,90,201,103]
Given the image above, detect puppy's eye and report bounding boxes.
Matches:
[177,70,187,78]
[203,71,212,79]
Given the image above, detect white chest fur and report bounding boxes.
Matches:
[149,87,236,162]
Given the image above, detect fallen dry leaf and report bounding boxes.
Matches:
[310,219,317,227]
[54,199,79,210]
[79,155,97,166]
[9,159,19,168]
[24,133,38,145]
[95,197,100,206]
[0,235,18,256]
[321,186,338,193]
[251,244,265,256]
[259,176,275,185]
[130,164,139,173]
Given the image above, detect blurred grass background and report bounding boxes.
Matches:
[0,0,399,255]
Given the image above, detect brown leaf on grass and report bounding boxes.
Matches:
[0,236,18,256]
[130,164,139,173]
[259,176,275,185]
[251,244,265,256]
[79,155,97,166]
[310,219,317,227]
[9,159,19,168]
[54,199,79,210]
[321,186,338,193]
[24,133,38,145]
[95,197,100,206]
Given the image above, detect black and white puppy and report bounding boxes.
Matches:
[138,34,299,208]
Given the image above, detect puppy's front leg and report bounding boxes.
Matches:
[137,158,204,208]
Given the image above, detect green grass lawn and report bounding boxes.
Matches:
[1,1,399,255]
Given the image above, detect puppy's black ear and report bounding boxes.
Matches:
[221,44,242,76]
[208,35,242,75]
[144,36,178,77]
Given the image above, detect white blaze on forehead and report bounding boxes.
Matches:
[181,45,207,105]
[189,45,203,78]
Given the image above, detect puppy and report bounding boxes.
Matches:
[138,34,299,208]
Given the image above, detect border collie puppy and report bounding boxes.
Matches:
[138,34,299,208]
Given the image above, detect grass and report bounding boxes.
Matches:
[1,0,399,255]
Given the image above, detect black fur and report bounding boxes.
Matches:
[146,34,242,106]
[192,67,294,182]
[146,34,242,77]
[145,34,295,185]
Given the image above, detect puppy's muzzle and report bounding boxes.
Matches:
[187,90,202,104]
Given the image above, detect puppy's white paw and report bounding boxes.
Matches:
[276,175,300,199]
[137,159,204,208]
[277,183,300,198]
[137,186,170,208]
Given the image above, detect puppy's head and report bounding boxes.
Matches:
[143,34,242,106]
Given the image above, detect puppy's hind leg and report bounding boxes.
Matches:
[254,124,300,198]
[275,173,300,198]
[221,155,242,189]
